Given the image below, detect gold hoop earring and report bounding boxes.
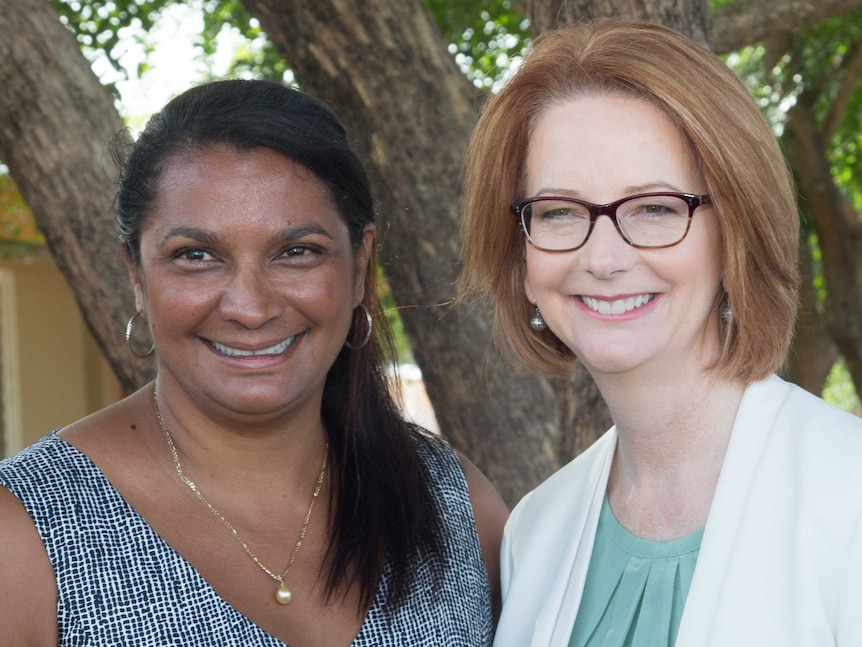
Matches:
[344,304,373,350]
[125,311,155,359]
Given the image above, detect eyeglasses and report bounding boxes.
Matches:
[510,192,712,252]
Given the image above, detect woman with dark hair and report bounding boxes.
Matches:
[460,19,862,647]
[0,79,506,646]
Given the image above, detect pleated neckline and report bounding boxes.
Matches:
[602,496,704,558]
[567,496,703,647]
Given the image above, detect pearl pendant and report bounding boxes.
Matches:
[275,585,293,605]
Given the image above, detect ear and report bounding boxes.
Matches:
[121,243,146,313]
[353,224,376,306]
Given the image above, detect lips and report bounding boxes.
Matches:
[208,336,296,357]
[581,294,655,315]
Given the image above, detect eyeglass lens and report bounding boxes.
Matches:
[523,194,693,250]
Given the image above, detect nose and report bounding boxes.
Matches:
[219,265,285,328]
[577,214,636,279]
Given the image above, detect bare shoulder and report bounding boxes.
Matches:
[0,486,58,645]
[456,451,509,527]
[456,451,509,618]
[0,388,150,646]
[59,384,153,461]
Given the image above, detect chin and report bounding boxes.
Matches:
[213,386,294,415]
[576,350,652,378]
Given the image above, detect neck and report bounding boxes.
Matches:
[597,368,745,540]
[151,380,329,498]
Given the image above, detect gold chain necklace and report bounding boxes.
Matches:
[152,385,328,606]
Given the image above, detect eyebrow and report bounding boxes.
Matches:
[159,225,335,246]
[534,182,686,199]
[160,226,221,246]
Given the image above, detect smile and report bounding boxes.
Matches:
[581,294,655,315]
[209,337,296,357]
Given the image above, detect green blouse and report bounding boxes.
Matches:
[568,496,703,647]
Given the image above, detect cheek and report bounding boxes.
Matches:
[161,281,213,307]
[525,251,571,294]
[284,266,360,323]
[292,263,357,300]
[686,236,723,296]
[145,282,214,330]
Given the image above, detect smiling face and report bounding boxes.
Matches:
[523,95,723,381]
[128,145,373,424]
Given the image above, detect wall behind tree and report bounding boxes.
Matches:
[0,253,122,455]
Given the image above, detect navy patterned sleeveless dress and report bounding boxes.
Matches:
[0,433,493,646]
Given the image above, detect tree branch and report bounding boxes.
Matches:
[823,41,862,143]
[712,0,862,54]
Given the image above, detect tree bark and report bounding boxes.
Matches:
[530,0,862,55]
[0,0,154,392]
[782,236,839,394]
[528,0,710,47]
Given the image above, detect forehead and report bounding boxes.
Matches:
[145,145,343,232]
[526,95,702,198]
[157,145,330,201]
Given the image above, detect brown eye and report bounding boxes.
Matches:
[179,248,213,262]
[281,244,324,258]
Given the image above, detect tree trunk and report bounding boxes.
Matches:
[0,0,154,393]
[528,0,711,47]
[782,236,839,394]
[784,100,862,396]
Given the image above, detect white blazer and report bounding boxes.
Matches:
[494,375,862,647]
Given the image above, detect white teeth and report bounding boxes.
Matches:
[581,294,654,314]
[211,337,295,357]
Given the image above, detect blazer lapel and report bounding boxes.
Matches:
[674,377,791,646]
[539,428,616,647]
